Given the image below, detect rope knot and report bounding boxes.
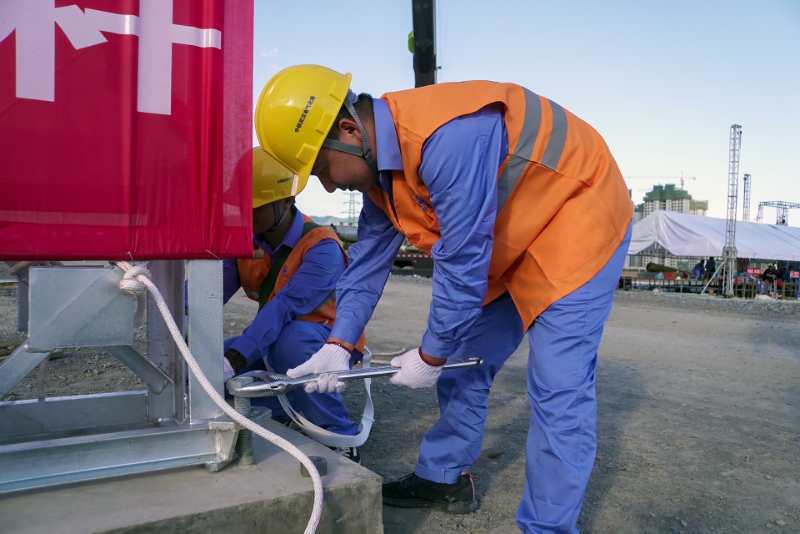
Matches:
[117,262,151,295]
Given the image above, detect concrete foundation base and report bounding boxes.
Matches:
[0,419,383,534]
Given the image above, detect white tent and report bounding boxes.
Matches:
[629,211,800,261]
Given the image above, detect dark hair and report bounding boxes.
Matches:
[326,93,373,139]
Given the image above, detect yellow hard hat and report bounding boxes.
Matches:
[254,65,352,183]
[252,147,306,208]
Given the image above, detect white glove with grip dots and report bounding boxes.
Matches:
[286,343,351,393]
[389,348,443,389]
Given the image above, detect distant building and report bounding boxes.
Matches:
[689,199,709,216]
[633,184,708,220]
[629,184,709,269]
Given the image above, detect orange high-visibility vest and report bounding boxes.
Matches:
[236,217,366,351]
[371,81,633,329]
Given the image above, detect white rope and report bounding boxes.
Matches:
[115,262,323,534]
[118,264,152,295]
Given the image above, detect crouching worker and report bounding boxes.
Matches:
[222,147,366,461]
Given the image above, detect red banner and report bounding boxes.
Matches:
[0,0,253,260]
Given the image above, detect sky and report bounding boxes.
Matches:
[252,0,800,221]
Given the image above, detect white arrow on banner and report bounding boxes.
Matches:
[0,0,222,115]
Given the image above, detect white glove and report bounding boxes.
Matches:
[389,348,443,389]
[223,357,235,382]
[286,343,351,394]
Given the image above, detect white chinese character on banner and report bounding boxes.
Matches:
[0,0,221,115]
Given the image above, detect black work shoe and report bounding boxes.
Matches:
[331,446,361,464]
[382,472,478,514]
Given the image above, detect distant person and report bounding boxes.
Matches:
[255,64,633,532]
[762,264,778,295]
[692,259,705,279]
[789,262,800,299]
[705,256,716,279]
[762,264,778,283]
[776,262,788,283]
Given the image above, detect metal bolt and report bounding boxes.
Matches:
[230,376,254,465]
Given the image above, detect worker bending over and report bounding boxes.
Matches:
[256,65,632,533]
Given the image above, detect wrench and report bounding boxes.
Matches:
[227,357,482,398]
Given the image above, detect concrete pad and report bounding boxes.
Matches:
[0,420,383,534]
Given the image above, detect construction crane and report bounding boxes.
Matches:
[742,173,751,221]
[680,174,697,190]
[721,124,742,298]
[756,200,800,225]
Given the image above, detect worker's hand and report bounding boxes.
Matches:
[287,343,351,394]
[223,347,247,382]
[223,356,235,382]
[389,348,443,389]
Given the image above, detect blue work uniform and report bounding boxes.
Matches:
[223,209,358,436]
[329,98,631,532]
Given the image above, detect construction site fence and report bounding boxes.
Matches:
[618,275,799,300]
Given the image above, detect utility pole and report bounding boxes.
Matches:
[344,191,361,227]
[721,124,742,298]
[742,173,751,222]
[411,0,437,87]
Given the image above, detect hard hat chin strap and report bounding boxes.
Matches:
[266,202,293,234]
[321,98,379,181]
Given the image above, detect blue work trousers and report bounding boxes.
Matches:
[225,320,358,436]
[415,227,630,533]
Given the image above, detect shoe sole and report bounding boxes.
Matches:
[383,496,479,515]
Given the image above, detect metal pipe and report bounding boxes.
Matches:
[229,357,483,398]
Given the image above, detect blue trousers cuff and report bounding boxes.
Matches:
[414,463,464,484]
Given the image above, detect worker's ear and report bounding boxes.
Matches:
[335,118,361,143]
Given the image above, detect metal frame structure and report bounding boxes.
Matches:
[756,200,800,225]
[0,261,238,494]
[742,173,751,222]
[721,124,742,298]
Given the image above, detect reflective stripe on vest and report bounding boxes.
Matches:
[498,88,540,210]
[498,89,569,210]
[541,99,568,171]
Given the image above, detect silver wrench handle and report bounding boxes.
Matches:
[232,357,482,398]
[333,356,482,382]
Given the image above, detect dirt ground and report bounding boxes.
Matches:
[2,276,799,533]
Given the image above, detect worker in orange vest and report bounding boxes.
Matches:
[256,66,632,533]
[223,147,366,461]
